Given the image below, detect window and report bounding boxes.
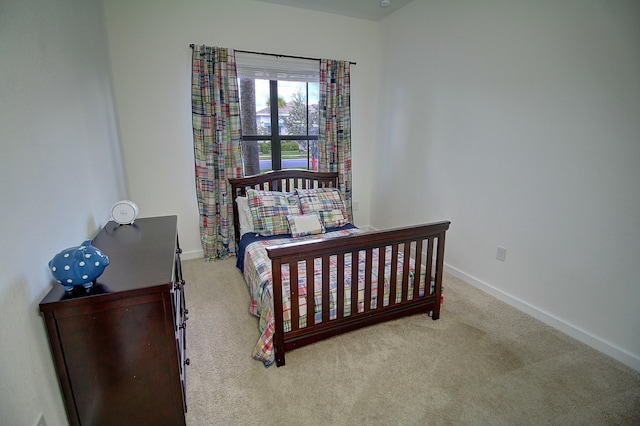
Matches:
[236,52,319,175]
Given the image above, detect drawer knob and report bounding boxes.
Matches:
[184,358,190,366]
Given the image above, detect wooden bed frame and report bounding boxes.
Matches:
[230,170,450,367]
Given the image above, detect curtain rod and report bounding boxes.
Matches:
[189,44,356,65]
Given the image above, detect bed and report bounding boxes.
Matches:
[230,169,450,367]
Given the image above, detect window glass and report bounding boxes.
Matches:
[237,54,319,174]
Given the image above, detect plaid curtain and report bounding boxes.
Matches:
[191,45,243,260]
[318,59,352,221]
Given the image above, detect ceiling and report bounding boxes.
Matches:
[253,0,415,21]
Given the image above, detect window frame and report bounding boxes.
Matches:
[239,79,318,172]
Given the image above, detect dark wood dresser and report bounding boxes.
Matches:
[40,215,188,426]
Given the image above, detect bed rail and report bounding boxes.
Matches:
[266,220,450,367]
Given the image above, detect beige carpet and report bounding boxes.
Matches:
[182,257,640,425]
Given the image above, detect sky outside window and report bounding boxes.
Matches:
[254,80,319,110]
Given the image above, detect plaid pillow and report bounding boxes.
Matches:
[247,189,301,236]
[296,188,349,228]
[287,213,325,238]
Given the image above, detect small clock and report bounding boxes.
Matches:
[110,200,139,225]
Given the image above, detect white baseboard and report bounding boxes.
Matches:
[444,263,640,373]
[181,249,204,260]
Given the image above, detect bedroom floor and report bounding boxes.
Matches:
[182,257,640,425]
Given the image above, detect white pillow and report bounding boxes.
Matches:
[235,196,254,237]
[286,213,325,238]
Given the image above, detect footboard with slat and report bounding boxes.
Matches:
[266,221,450,367]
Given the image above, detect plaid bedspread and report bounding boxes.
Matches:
[242,229,429,367]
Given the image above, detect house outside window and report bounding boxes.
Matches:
[236,52,319,175]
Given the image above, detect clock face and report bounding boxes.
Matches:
[111,201,139,225]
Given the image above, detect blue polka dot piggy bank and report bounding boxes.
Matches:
[48,240,110,291]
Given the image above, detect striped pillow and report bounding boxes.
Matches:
[296,188,349,228]
[247,189,301,236]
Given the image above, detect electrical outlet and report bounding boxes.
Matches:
[352,200,359,211]
[496,246,507,262]
[36,414,47,426]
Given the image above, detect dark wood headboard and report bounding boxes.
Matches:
[228,169,340,246]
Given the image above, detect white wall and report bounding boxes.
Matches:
[103,0,380,258]
[373,0,640,370]
[0,0,127,424]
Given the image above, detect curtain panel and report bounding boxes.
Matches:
[191,45,243,260]
[318,59,353,221]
